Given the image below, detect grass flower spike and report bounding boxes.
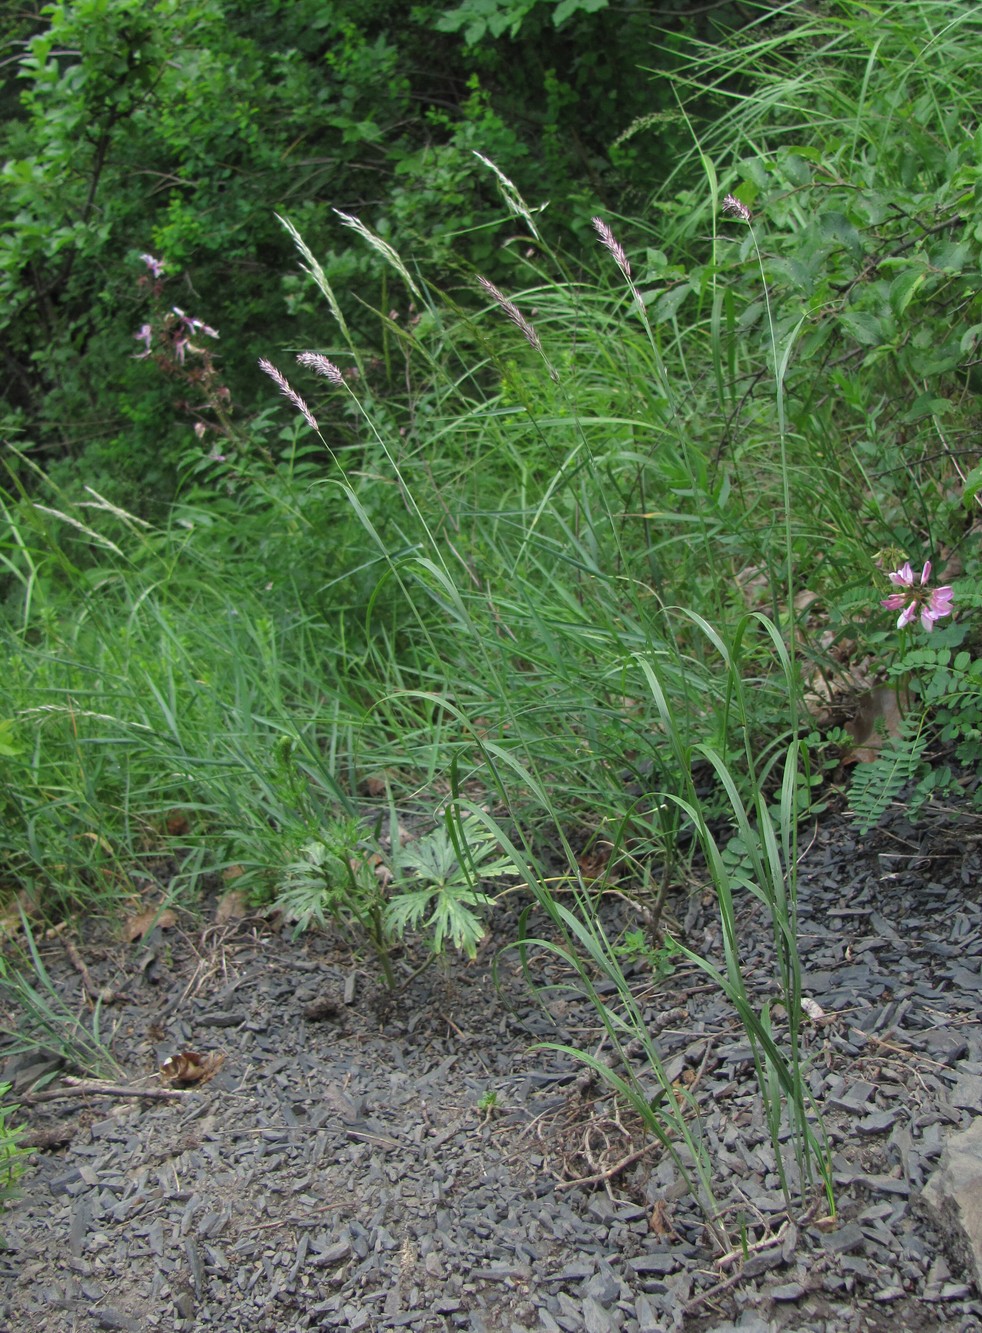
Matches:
[477,277,542,353]
[722,194,752,222]
[592,217,632,280]
[258,357,318,433]
[881,560,953,631]
[297,351,345,386]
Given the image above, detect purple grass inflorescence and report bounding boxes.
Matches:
[296,352,345,386]
[477,276,542,353]
[258,357,318,433]
[591,217,632,281]
[721,194,752,223]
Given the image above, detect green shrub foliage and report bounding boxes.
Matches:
[0,0,731,506]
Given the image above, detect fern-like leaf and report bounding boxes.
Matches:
[849,712,927,834]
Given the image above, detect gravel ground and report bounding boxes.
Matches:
[2,801,982,1332]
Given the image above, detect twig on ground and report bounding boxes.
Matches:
[241,1204,350,1232]
[682,1265,748,1315]
[715,1218,791,1271]
[860,1029,952,1071]
[554,1140,656,1191]
[18,1080,187,1105]
[64,937,117,1004]
[439,1011,466,1039]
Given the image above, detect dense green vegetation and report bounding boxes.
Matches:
[1,0,727,502]
[2,0,981,1226]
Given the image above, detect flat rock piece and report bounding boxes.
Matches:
[950,1073,982,1111]
[922,1116,982,1287]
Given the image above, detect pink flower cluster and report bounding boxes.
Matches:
[881,561,953,632]
[132,255,218,364]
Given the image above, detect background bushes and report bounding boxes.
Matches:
[0,0,749,506]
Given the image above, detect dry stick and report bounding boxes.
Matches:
[439,1011,466,1039]
[715,1219,791,1272]
[241,1204,350,1232]
[64,937,116,1004]
[556,1036,717,1193]
[18,1082,187,1106]
[682,1265,749,1316]
[554,1141,656,1192]
[861,1030,952,1071]
[684,1217,800,1315]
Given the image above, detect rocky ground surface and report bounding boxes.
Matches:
[2,801,982,1332]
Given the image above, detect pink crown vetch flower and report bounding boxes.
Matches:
[881,560,954,632]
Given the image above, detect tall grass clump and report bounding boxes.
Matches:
[246,1,980,1221]
[244,170,841,1227]
[640,0,981,599]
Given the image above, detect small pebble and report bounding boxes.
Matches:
[771,1282,805,1302]
[872,1286,906,1302]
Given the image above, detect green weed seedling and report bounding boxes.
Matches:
[476,1089,499,1119]
[614,929,678,985]
[277,806,517,987]
[386,811,519,962]
[0,1084,27,1214]
[276,817,395,989]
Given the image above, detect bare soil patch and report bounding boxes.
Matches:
[2,803,982,1332]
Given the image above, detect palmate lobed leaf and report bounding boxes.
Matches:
[399,822,518,887]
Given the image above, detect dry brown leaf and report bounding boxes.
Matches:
[303,994,342,1022]
[159,1050,225,1087]
[842,683,910,764]
[165,809,190,836]
[649,1199,678,1239]
[735,564,770,609]
[79,831,114,856]
[576,844,611,881]
[793,588,821,613]
[124,905,177,942]
[214,889,248,925]
[0,887,41,940]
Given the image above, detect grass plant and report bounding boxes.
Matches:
[0,914,124,1083]
[0,1083,27,1232]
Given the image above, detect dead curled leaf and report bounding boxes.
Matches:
[842,683,910,765]
[649,1199,679,1239]
[124,905,177,943]
[159,1051,225,1087]
[214,889,248,925]
[302,994,342,1022]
